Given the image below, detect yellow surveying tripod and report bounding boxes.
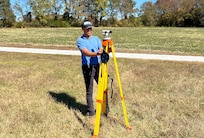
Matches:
[92,30,131,138]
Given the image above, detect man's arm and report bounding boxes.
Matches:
[81,47,103,57]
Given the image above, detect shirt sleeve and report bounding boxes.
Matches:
[76,38,85,51]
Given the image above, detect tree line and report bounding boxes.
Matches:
[0,0,204,28]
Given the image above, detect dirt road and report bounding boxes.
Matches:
[0,46,204,63]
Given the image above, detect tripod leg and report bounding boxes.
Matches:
[102,62,109,115]
[92,62,106,138]
[111,45,131,130]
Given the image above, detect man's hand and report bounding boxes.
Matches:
[97,48,103,55]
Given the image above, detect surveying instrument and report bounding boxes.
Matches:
[92,30,131,138]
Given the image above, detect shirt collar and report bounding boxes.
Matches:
[82,34,92,39]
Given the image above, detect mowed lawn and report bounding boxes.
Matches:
[0,27,204,138]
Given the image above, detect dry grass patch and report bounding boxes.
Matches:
[0,52,203,138]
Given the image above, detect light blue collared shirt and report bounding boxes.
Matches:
[77,35,102,65]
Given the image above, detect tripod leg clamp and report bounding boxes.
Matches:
[96,99,103,104]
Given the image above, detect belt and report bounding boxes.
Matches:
[82,64,99,69]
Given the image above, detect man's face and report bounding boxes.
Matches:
[83,27,92,37]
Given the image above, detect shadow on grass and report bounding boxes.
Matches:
[48,91,94,134]
[48,91,88,116]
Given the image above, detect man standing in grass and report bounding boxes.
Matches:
[76,20,103,125]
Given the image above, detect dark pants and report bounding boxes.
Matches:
[82,64,100,116]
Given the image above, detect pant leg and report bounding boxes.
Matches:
[82,65,96,116]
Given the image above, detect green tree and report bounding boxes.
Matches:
[107,0,119,17]
[96,0,108,25]
[28,0,54,26]
[140,1,157,26]
[118,0,137,19]
[73,0,109,26]
[0,0,15,27]
[154,0,204,27]
[13,0,30,22]
[178,0,196,26]
[191,0,204,26]
[155,0,179,26]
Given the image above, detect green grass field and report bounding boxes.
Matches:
[0,27,204,55]
[0,27,204,138]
